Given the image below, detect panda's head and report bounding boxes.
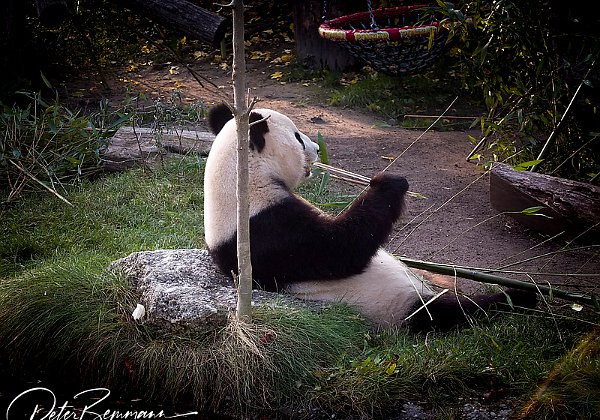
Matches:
[207,103,320,190]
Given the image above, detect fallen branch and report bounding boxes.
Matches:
[399,257,594,305]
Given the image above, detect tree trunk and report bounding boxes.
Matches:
[293,0,356,71]
[490,163,600,236]
[231,0,252,320]
[1,0,30,95]
[120,0,229,46]
[35,0,69,27]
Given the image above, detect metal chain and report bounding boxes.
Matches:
[322,0,328,22]
[367,0,379,29]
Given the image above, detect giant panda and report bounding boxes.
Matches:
[203,103,535,330]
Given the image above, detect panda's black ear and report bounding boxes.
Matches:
[249,111,269,153]
[207,103,234,135]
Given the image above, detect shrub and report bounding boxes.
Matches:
[448,0,600,180]
[0,89,123,202]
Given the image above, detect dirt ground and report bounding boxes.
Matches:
[63,47,599,301]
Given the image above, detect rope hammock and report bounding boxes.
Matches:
[318,4,455,76]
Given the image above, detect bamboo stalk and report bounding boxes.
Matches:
[403,114,478,120]
[313,162,427,199]
[329,173,369,186]
[313,162,370,185]
[399,257,593,305]
[530,60,595,172]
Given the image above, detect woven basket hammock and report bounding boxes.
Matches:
[319,5,453,76]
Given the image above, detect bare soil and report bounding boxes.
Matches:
[63,47,599,298]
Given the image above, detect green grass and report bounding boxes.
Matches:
[288,57,484,130]
[326,67,481,129]
[309,314,597,418]
[1,154,599,418]
[0,255,367,414]
[0,156,206,276]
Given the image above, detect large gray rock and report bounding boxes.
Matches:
[109,249,309,331]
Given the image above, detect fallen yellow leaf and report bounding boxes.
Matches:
[271,71,284,79]
[281,54,294,63]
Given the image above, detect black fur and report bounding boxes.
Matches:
[207,103,233,135]
[209,172,409,291]
[249,112,269,153]
[294,132,306,150]
[406,288,537,331]
[207,104,269,153]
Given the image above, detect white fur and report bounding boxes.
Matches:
[287,249,435,326]
[204,109,319,248]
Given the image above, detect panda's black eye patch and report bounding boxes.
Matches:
[294,132,306,150]
[249,112,269,153]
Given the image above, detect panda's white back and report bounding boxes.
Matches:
[203,108,318,249]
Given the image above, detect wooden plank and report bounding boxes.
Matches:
[490,163,600,235]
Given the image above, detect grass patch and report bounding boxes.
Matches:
[310,314,596,418]
[290,57,485,129]
[0,256,367,415]
[0,155,205,276]
[1,152,599,418]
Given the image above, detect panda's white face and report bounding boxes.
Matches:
[204,107,319,248]
[253,109,319,189]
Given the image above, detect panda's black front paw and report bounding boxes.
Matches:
[370,172,409,195]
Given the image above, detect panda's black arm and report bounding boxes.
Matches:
[248,172,409,289]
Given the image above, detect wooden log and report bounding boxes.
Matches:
[101,126,214,171]
[120,0,229,46]
[35,0,69,27]
[490,162,600,236]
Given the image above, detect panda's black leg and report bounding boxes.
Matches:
[406,288,537,332]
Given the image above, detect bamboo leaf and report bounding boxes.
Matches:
[570,303,583,312]
[592,294,600,312]
[317,172,330,196]
[519,206,545,215]
[512,206,553,219]
[317,131,329,164]
[514,159,543,171]
[385,362,397,376]
[40,72,53,89]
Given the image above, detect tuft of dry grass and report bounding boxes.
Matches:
[0,257,366,415]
